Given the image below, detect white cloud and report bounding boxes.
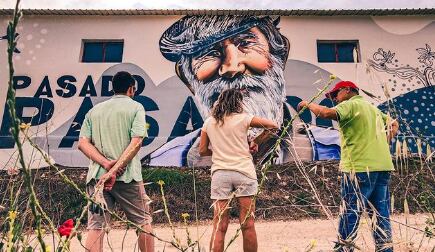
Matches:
[2,0,435,9]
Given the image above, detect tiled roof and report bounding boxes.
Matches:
[0,8,434,16]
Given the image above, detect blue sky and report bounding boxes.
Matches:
[3,0,435,9]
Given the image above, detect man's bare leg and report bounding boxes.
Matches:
[85,229,105,252]
[210,200,230,252]
[138,223,154,252]
[238,196,257,252]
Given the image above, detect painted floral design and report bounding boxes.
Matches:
[416,44,435,67]
[372,48,395,65]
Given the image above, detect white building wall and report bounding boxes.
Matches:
[0,14,433,168]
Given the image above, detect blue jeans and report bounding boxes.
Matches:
[336,171,393,252]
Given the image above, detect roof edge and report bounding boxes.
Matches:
[0,8,434,16]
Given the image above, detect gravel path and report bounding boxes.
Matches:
[64,214,434,251]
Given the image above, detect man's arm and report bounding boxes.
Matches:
[297,101,338,120]
[97,137,143,190]
[199,130,213,156]
[112,137,143,169]
[78,137,116,170]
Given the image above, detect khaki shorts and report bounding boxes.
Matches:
[211,170,258,200]
[87,180,152,230]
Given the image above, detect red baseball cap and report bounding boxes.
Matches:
[325,81,359,99]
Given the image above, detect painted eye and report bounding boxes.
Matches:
[203,50,221,58]
[237,40,251,48]
[239,40,252,47]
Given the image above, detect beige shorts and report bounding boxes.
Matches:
[87,180,152,230]
[211,170,258,200]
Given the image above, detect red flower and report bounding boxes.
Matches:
[58,219,74,237]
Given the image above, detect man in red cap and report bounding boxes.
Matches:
[298,81,399,251]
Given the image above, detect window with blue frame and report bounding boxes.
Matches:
[317,40,359,63]
[82,40,124,63]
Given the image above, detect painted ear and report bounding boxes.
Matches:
[175,61,195,95]
[281,35,290,69]
[273,16,281,27]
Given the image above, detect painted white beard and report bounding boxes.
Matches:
[184,55,286,139]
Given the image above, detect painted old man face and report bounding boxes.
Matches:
[191,27,271,81]
[160,16,289,138]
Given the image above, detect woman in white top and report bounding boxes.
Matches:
[199,88,278,252]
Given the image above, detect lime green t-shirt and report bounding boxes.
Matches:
[335,95,394,173]
[79,95,147,183]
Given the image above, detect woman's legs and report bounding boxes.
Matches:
[210,199,231,252]
[238,196,257,252]
[210,171,258,251]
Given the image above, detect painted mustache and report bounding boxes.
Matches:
[180,54,286,132]
[209,86,265,108]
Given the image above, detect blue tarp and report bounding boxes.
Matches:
[147,129,200,167]
[307,126,341,161]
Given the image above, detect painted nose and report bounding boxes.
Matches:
[218,44,245,78]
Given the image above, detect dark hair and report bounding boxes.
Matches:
[112,71,135,94]
[212,88,244,125]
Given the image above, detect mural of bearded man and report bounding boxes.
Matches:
[160,15,289,136]
[150,15,292,166]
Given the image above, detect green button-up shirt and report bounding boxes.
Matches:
[79,95,147,183]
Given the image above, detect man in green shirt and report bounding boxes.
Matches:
[78,71,154,252]
[298,81,399,251]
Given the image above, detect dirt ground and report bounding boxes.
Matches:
[62,214,434,251]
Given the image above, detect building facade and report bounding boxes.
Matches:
[0,9,434,168]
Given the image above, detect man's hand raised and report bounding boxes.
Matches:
[297,101,309,112]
